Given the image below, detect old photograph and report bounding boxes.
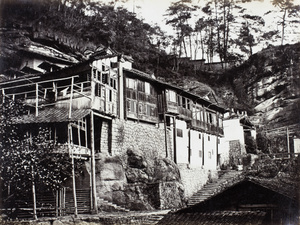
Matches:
[0,0,299,224]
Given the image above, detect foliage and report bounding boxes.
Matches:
[256,131,271,154]
[0,95,76,196]
[272,0,300,45]
[0,0,168,73]
[245,135,257,154]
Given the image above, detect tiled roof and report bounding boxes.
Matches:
[248,176,297,200]
[12,107,90,124]
[158,210,266,225]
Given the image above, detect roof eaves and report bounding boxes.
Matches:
[124,67,225,111]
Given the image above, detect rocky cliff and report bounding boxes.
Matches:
[228,43,300,128]
[220,43,300,153]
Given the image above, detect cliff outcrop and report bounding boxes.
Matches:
[92,148,185,211]
[226,43,300,129]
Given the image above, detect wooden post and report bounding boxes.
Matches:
[2,89,5,103]
[84,118,88,148]
[164,114,168,158]
[77,120,81,146]
[63,188,66,216]
[118,60,124,119]
[71,156,78,217]
[202,132,205,166]
[56,189,59,217]
[69,77,74,119]
[31,166,37,220]
[287,127,290,157]
[90,111,98,213]
[173,117,177,164]
[68,123,78,217]
[35,84,39,117]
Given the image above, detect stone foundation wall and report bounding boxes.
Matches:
[100,120,110,154]
[111,119,172,159]
[179,166,218,198]
[159,181,185,209]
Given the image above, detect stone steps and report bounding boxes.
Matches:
[187,170,243,207]
[99,198,130,212]
[142,214,166,225]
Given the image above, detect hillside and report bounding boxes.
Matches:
[1,0,299,141]
[226,43,300,129]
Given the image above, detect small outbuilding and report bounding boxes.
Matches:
[158,176,299,225]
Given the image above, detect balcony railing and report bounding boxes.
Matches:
[191,121,224,135]
[178,107,192,120]
[53,143,91,158]
[191,120,207,131]
[165,101,179,114]
[258,152,300,160]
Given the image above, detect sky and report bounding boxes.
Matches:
[115,0,299,27]
[106,0,300,59]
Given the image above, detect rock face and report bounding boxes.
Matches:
[225,43,300,152]
[233,44,300,127]
[95,147,185,211]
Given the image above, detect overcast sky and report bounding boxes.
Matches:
[115,0,300,29]
[101,0,300,58]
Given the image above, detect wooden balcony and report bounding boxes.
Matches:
[178,107,192,121]
[190,121,224,135]
[165,101,179,115]
[191,120,207,131]
[53,143,90,158]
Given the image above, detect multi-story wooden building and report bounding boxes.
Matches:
[0,48,225,213]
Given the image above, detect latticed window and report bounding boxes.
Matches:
[168,90,177,103]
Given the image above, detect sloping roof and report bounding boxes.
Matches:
[20,66,40,74]
[158,211,266,225]
[38,61,61,71]
[248,176,298,200]
[124,67,225,113]
[12,108,90,124]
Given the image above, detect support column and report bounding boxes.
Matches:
[118,60,125,120]
[69,77,74,119]
[35,84,38,116]
[164,114,168,158]
[90,111,98,213]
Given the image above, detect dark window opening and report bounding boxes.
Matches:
[109,90,112,101]
[95,83,101,97]
[71,127,79,145]
[178,96,182,106]
[182,97,186,108]
[138,80,145,92]
[56,123,68,144]
[102,73,108,84]
[177,128,183,137]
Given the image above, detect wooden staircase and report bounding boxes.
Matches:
[65,189,91,214]
[187,170,244,207]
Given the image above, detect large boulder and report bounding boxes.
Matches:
[127,147,147,169]
[94,147,185,210]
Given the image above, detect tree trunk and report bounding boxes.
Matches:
[182,36,188,57]
[281,8,287,45]
[189,34,192,59]
[193,32,199,60]
[31,166,37,220]
[200,31,205,59]
[214,0,222,63]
